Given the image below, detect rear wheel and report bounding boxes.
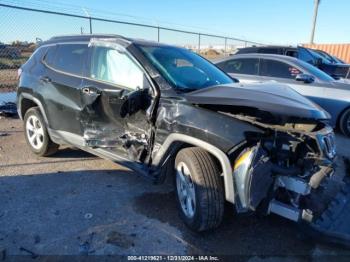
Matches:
[175,147,224,232]
[339,108,350,137]
[24,107,59,156]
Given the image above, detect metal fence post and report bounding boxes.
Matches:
[89,17,92,34]
[224,37,227,56]
[198,33,201,53]
[157,27,160,42]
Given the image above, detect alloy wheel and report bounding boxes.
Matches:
[176,161,196,218]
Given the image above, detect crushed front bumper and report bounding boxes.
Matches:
[308,178,350,247]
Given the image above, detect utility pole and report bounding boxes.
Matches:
[310,0,320,44]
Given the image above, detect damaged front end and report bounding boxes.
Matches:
[229,117,335,221]
[225,111,350,246]
[185,84,340,226]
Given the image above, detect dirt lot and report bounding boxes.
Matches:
[0,69,17,89]
[1,117,350,260]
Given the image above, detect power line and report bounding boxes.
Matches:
[0,0,261,43]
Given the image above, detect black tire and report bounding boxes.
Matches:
[175,147,224,232]
[339,108,350,137]
[23,107,59,156]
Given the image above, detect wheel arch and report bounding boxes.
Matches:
[337,105,350,127]
[153,133,235,203]
[18,93,49,125]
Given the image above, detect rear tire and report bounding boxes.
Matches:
[23,107,59,156]
[339,108,350,137]
[175,147,224,232]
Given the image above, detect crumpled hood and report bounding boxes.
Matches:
[184,82,330,120]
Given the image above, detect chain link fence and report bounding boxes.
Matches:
[0,3,263,96]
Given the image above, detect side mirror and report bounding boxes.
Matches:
[295,74,315,84]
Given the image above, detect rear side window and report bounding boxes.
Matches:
[222,58,259,75]
[286,50,298,58]
[45,44,88,75]
[260,59,302,79]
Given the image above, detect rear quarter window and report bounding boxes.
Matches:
[22,46,47,71]
[44,45,57,66]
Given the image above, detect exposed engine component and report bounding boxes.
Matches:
[231,115,336,224]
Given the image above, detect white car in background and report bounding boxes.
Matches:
[215,54,350,136]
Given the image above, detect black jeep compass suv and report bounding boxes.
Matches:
[18,35,346,238]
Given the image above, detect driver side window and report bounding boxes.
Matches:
[90,46,146,90]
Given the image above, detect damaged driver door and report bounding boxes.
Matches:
[80,42,153,163]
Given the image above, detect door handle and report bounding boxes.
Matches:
[40,76,51,83]
[82,86,100,95]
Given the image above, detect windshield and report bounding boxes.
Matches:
[306,48,333,64]
[297,59,335,82]
[137,45,235,91]
[315,50,338,63]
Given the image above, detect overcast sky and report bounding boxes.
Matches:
[1,0,349,45]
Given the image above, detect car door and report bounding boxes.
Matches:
[259,59,326,107]
[217,58,260,83]
[42,43,89,135]
[79,43,154,163]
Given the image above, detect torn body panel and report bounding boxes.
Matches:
[78,81,153,163]
[152,90,263,156]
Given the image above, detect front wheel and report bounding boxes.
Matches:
[339,108,350,137]
[175,147,224,232]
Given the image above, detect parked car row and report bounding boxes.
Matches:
[214,53,350,136]
[16,35,349,245]
[234,45,350,80]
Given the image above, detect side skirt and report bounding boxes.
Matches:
[48,128,153,179]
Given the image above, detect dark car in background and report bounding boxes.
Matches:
[236,46,350,79]
[314,49,346,64]
[215,53,350,136]
[17,34,346,238]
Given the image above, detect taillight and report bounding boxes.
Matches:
[17,68,22,80]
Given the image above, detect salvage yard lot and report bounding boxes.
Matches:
[1,117,350,258]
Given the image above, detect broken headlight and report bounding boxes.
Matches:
[233,145,272,211]
[233,148,256,209]
[316,131,336,159]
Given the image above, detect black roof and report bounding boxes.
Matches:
[238,45,299,52]
[240,45,296,49]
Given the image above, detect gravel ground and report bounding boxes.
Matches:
[1,117,350,260]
